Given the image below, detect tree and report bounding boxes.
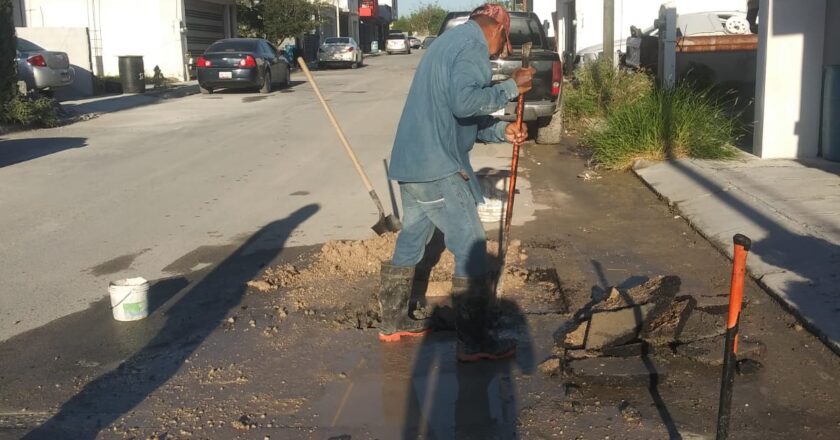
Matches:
[236,0,265,38]
[263,0,322,43]
[408,3,447,36]
[1,0,17,108]
[391,16,413,34]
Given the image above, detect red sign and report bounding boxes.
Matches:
[359,0,377,17]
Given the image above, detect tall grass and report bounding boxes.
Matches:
[563,60,653,131]
[586,85,739,169]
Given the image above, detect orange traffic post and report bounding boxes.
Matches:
[716,233,751,440]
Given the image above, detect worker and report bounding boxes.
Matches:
[377,3,535,363]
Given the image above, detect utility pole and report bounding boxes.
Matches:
[603,0,614,64]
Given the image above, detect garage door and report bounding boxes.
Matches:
[185,0,228,58]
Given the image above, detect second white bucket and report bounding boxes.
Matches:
[109,277,150,321]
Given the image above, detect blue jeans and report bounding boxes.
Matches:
[391,173,488,278]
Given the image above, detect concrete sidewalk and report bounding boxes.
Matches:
[634,155,840,355]
[58,81,200,120]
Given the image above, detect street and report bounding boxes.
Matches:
[1,52,839,439]
[0,52,439,341]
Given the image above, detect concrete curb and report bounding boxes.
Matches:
[632,159,840,356]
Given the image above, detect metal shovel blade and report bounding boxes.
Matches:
[372,214,402,235]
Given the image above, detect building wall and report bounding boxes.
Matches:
[12,0,25,26]
[824,0,840,65]
[754,0,825,158]
[18,0,235,80]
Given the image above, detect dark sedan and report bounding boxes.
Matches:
[196,38,290,94]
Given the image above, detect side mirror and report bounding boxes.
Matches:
[543,20,550,32]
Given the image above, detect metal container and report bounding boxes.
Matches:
[118,55,145,94]
[822,65,840,161]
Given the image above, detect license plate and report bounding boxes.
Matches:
[219,71,232,79]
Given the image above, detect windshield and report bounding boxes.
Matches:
[387,34,406,40]
[206,40,257,53]
[16,38,44,52]
[509,16,546,47]
[442,15,547,48]
[325,37,350,44]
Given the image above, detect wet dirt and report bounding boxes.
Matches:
[1,142,839,439]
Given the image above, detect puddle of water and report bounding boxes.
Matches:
[88,248,151,276]
[242,96,268,103]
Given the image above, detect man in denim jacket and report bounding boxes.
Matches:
[378,4,535,362]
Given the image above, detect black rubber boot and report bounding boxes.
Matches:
[452,276,516,362]
[378,263,431,342]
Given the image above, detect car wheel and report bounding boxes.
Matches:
[260,70,272,94]
[199,84,213,94]
[386,51,391,55]
[350,60,358,69]
[283,66,290,86]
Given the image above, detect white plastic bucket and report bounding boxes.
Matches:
[109,277,150,321]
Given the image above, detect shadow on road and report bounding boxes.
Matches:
[22,204,319,439]
[0,137,87,168]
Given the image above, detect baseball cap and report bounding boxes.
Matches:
[470,3,512,55]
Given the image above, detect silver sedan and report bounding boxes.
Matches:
[15,38,75,95]
[317,37,364,69]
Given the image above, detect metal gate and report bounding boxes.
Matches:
[185,0,227,58]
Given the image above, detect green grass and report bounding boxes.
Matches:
[563,59,653,132]
[585,84,739,169]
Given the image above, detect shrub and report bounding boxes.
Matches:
[2,95,60,128]
[563,60,653,131]
[585,84,739,169]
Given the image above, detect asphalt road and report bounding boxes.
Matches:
[0,52,440,340]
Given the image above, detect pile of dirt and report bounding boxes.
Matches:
[246,234,532,331]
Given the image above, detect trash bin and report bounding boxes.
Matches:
[822,65,840,161]
[118,55,145,94]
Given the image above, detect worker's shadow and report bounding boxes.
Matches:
[22,204,319,440]
[392,235,536,439]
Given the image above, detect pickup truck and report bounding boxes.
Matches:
[438,11,563,144]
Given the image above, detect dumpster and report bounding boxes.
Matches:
[822,65,840,161]
[118,55,145,94]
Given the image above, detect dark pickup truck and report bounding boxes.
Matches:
[438,11,563,144]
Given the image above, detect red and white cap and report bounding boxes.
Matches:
[470,3,513,55]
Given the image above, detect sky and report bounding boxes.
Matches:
[397,0,482,16]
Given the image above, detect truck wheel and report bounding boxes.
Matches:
[536,103,564,145]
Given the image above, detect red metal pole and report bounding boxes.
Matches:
[503,94,526,238]
[716,233,751,440]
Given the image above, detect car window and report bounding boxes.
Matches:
[16,38,44,52]
[387,34,406,40]
[259,41,275,56]
[267,42,279,55]
[509,16,547,47]
[325,37,351,44]
[206,40,258,53]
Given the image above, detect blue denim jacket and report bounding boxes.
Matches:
[388,20,519,203]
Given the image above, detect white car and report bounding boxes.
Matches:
[575,11,750,66]
[386,33,411,55]
[317,37,364,69]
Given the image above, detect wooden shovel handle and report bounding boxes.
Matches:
[297,57,375,193]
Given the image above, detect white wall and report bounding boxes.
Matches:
[754,0,826,158]
[19,0,234,80]
[16,27,95,98]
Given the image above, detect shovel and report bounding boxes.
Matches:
[297,58,402,235]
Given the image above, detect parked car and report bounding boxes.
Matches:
[624,11,750,70]
[438,11,564,144]
[196,38,290,94]
[422,36,437,49]
[409,37,422,49]
[317,37,364,69]
[386,33,411,55]
[15,37,75,95]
